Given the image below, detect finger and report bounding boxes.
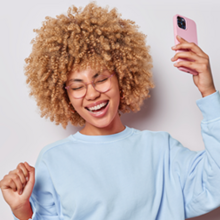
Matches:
[24,162,35,185]
[7,178,17,192]
[173,41,205,58]
[16,168,27,186]
[17,163,29,181]
[24,162,35,173]
[173,35,205,56]
[176,35,187,42]
[11,174,23,194]
[172,51,199,62]
[174,60,201,72]
[1,176,17,191]
[22,162,35,198]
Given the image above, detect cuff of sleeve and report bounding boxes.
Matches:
[12,211,36,220]
[12,198,36,220]
[196,90,220,122]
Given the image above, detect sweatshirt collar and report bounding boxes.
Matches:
[71,126,133,143]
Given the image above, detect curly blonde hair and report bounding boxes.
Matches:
[24,1,155,129]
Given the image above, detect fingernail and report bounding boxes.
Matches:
[171,46,176,49]
[19,190,22,195]
[177,35,181,39]
[26,177,28,181]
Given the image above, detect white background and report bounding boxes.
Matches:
[0,0,220,219]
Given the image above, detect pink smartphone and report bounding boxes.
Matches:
[173,14,198,75]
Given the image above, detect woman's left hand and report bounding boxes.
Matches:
[171,35,216,97]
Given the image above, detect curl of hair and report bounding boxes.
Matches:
[24,1,155,129]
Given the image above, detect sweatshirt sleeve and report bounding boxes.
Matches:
[169,90,220,219]
[12,151,61,220]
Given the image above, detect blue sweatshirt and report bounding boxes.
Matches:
[13,91,220,220]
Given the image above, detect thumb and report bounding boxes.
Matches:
[22,162,35,199]
[24,162,35,173]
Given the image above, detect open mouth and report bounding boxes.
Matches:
[85,101,109,113]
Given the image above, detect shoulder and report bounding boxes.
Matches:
[132,127,170,140]
[37,135,74,162]
[130,127,172,152]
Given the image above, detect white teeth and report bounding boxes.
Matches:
[88,102,107,111]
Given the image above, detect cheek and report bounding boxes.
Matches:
[111,79,120,98]
[112,88,120,97]
[70,99,82,111]
[109,87,120,107]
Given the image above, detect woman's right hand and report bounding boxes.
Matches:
[0,162,35,211]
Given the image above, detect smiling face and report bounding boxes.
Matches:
[66,66,125,135]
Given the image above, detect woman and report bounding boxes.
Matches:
[0,2,219,220]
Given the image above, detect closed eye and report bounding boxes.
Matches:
[97,78,108,83]
[72,86,83,90]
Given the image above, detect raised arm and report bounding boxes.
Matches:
[169,90,220,218]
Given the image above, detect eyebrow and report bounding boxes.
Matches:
[68,72,101,83]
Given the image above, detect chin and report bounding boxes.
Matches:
[89,118,113,129]
[85,111,119,129]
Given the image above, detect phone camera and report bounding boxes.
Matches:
[177,16,186,29]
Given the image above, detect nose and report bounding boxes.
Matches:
[85,83,100,100]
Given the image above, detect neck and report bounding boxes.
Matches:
[79,113,125,136]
